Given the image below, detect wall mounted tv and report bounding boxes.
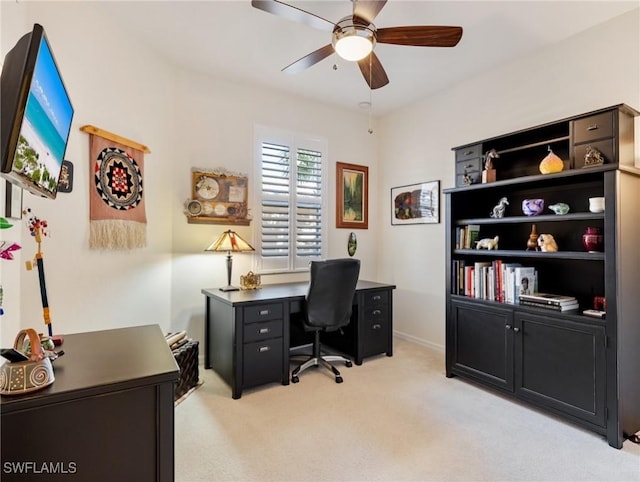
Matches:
[1,23,74,199]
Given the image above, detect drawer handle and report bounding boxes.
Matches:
[258,346,271,353]
[259,309,270,316]
[372,295,381,301]
[465,163,473,169]
[259,327,271,334]
[464,150,474,156]
[372,324,382,330]
[372,309,382,316]
[586,124,599,131]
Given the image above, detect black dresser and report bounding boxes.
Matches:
[1,324,179,481]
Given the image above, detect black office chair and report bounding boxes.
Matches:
[291,258,360,384]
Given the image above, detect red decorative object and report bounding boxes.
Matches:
[582,227,604,252]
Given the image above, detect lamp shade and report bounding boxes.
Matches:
[205,230,255,253]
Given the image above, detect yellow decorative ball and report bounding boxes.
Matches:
[539,149,564,174]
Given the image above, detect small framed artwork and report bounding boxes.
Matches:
[185,168,251,225]
[4,180,22,219]
[391,180,440,225]
[336,162,368,229]
[57,160,74,193]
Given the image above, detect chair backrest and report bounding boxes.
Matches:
[304,258,361,331]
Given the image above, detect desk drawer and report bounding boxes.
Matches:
[363,290,389,307]
[361,317,390,357]
[243,338,283,388]
[455,144,482,162]
[456,158,482,175]
[244,320,282,343]
[364,304,389,323]
[573,111,614,144]
[244,303,283,323]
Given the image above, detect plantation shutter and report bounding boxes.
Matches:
[295,148,323,269]
[260,142,290,271]
[255,126,327,273]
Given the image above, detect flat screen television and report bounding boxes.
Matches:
[1,23,74,199]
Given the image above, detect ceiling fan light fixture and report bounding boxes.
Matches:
[332,18,375,61]
[334,34,372,61]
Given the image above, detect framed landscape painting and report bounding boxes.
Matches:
[336,162,368,229]
[391,180,440,225]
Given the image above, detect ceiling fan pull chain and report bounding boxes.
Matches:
[368,54,373,134]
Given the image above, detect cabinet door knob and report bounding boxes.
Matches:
[505,324,512,330]
[513,327,520,333]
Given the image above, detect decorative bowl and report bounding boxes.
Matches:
[588,197,605,213]
[522,198,544,216]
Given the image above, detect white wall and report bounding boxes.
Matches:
[0,2,379,347]
[378,9,640,351]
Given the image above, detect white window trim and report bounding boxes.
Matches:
[254,124,328,274]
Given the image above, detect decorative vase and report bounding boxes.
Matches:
[582,227,604,252]
[526,224,539,251]
[539,147,564,174]
[522,198,544,216]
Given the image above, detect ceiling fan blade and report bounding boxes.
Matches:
[357,52,389,90]
[282,44,335,74]
[353,0,388,24]
[377,26,463,47]
[251,0,335,32]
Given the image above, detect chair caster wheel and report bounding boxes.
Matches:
[345,361,352,368]
[336,376,343,383]
[292,376,299,383]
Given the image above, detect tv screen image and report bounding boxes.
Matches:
[1,24,73,199]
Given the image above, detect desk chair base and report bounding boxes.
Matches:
[291,332,352,384]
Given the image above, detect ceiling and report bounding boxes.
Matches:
[99,1,639,116]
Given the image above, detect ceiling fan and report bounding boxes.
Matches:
[251,0,463,90]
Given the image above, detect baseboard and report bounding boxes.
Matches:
[393,330,444,353]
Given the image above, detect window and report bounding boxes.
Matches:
[255,125,328,273]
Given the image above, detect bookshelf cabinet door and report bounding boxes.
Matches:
[514,311,606,427]
[450,300,514,391]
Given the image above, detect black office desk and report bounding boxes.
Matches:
[202,280,395,399]
[1,325,179,482]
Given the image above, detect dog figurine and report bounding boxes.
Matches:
[537,234,558,252]
[490,197,509,218]
[475,236,499,250]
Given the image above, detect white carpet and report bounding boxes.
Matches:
[174,338,640,481]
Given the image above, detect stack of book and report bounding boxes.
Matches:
[518,292,579,311]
